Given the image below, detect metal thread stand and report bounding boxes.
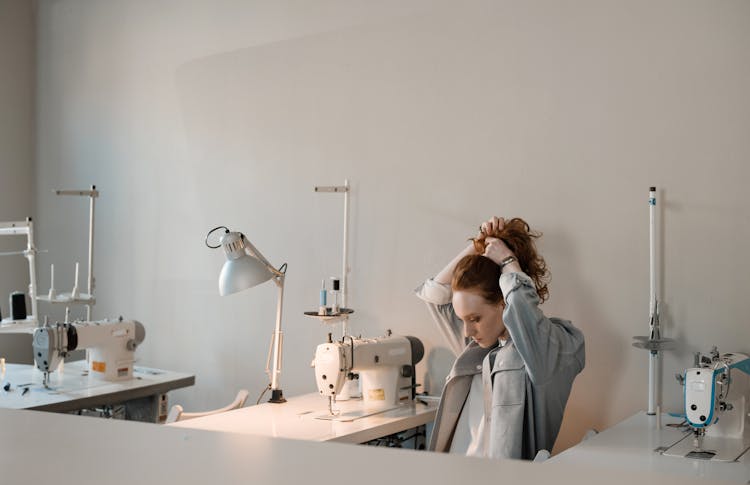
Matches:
[633,186,675,417]
[36,186,99,321]
[310,180,352,337]
[0,218,40,325]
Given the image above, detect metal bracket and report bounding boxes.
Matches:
[55,189,99,198]
[315,185,349,192]
[314,186,349,193]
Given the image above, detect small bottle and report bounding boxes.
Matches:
[318,279,327,316]
[330,278,340,314]
[48,263,57,301]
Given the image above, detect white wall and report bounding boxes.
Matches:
[35,0,750,452]
[0,0,34,302]
[0,0,35,361]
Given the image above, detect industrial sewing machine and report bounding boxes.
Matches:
[313,332,424,418]
[664,347,750,462]
[32,318,145,387]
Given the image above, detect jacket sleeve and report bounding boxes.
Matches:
[414,279,467,357]
[500,272,585,386]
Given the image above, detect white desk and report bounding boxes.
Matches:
[550,412,750,483]
[0,318,36,331]
[168,392,438,444]
[0,406,736,485]
[0,361,195,421]
[0,320,35,364]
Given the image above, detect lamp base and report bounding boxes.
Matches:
[269,388,286,403]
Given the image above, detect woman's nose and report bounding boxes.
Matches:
[463,322,476,338]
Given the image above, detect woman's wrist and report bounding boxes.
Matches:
[501,260,522,275]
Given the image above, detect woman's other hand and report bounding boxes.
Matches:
[483,237,514,265]
[479,216,505,236]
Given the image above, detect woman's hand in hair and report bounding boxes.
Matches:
[479,216,505,236]
[483,237,514,265]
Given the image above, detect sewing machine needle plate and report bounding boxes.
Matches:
[314,403,401,422]
[662,433,750,462]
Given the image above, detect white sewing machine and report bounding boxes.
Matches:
[32,318,146,386]
[664,348,750,462]
[313,332,424,418]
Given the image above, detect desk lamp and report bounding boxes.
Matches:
[206,226,287,403]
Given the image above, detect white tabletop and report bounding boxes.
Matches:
[0,360,195,413]
[550,412,750,483]
[0,406,736,485]
[0,319,36,333]
[168,392,438,443]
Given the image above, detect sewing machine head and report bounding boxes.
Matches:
[672,348,750,461]
[314,332,424,411]
[33,318,145,385]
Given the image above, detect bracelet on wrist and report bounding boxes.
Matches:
[498,256,516,271]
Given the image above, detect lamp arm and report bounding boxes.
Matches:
[240,235,286,391]
[241,235,285,277]
[268,273,286,401]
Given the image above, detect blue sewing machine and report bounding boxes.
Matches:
[664,348,750,462]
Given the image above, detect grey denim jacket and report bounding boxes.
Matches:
[415,272,585,460]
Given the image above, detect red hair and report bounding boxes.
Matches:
[452,218,549,304]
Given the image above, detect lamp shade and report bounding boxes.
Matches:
[218,255,273,296]
[217,231,273,296]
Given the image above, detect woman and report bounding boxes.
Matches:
[415,216,585,460]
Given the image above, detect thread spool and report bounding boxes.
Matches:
[318,279,327,316]
[48,263,57,300]
[10,292,27,321]
[70,262,80,300]
[331,278,340,314]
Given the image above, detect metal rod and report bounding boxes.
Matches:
[26,218,38,322]
[270,275,285,392]
[649,187,656,326]
[0,221,32,234]
[656,404,662,429]
[265,331,274,377]
[87,185,96,320]
[648,186,657,415]
[648,353,657,415]
[342,179,349,310]
[277,332,284,374]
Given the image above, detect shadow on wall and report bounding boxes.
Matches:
[423,346,457,396]
[546,229,624,454]
[0,333,33,364]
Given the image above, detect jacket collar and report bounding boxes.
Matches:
[447,341,496,378]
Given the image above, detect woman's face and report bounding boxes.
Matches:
[452,289,506,348]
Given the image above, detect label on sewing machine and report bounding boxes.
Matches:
[368,388,385,401]
[92,361,106,373]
